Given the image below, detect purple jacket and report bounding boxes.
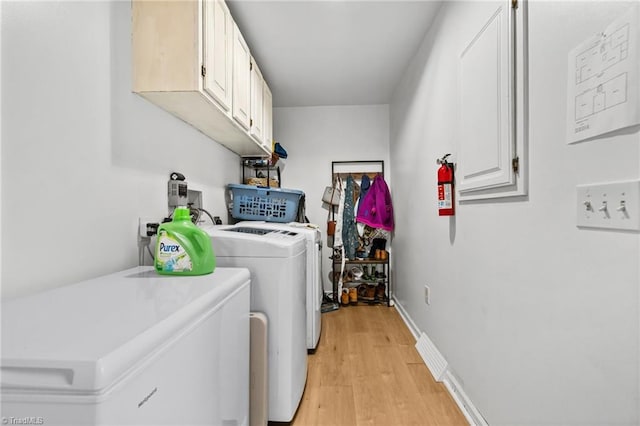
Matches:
[356,174,394,231]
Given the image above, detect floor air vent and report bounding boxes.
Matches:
[415,332,448,382]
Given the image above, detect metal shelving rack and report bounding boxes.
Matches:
[329,160,391,307]
[242,157,281,188]
[333,258,391,306]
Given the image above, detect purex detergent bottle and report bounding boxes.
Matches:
[155,206,216,275]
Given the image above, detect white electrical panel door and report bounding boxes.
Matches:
[458,1,513,194]
[203,0,233,111]
[232,22,251,130]
[457,0,527,200]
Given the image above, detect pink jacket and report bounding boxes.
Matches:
[356,175,394,231]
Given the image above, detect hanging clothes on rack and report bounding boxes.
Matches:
[333,176,345,248]
[356,174,371,217]
[355,174,370,248]
[356,174,395,231]
[333,176,346,297]
[342,175,359,260]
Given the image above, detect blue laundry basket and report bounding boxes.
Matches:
[228,183,304,223]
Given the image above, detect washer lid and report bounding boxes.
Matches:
[235,221,322,243]
[201,225,305,257]
[1,266,250,393]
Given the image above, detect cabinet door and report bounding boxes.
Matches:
[250,59,264,144]
[457,0,527,200]
[203,0,233,111]
[232,23,251,130]
[263,82,273,152]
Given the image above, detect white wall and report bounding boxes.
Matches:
[273,105,390,292]
[1,1,240,299]
[390,1,639,424]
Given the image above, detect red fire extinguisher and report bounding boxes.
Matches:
[437,154,455,216]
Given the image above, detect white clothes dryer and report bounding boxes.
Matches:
[236,221,322,352]
[202,225,307,423]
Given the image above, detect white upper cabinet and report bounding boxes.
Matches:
[263,82,273,151]
[232,23,252,131]
[250,58,265,145]
[132,0,271,156]
[457,0,527,200]
[203,0,233,111]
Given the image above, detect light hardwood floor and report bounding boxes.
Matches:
[290,305,468,426]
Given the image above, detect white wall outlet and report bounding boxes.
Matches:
[576,180,640,231]
[424,285,431,305]
[138,217,159,238]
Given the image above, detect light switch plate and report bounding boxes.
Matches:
[576,180,640,231]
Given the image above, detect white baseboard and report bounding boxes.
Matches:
[392,295,420,339]
[443,371,489,426]
[392,297,486,426]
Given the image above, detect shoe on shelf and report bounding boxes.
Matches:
[355,250,367,260]
[376,283,386,301]
[349,287,358,305]
[358,284,368,299]
[343,266,363,284]
[364,285,376,302]
[341,289,350,306]
[363,266,376,281]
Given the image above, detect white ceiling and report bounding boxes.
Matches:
[227,0,443,107]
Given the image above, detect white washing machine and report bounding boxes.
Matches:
[202,225,307,423]
[1,266,251,426]
[236,221,322,351]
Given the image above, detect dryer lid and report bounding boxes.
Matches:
[1,267,250,393]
